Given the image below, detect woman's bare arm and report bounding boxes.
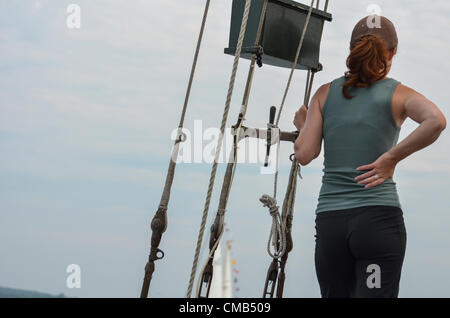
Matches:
[356,85,446,188]
[294,84,328,165]
[388,85,446,162]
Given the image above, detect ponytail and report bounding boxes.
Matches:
[343,35,390,99]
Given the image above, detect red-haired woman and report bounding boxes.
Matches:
[293,16,446,298]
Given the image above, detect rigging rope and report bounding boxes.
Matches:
[258,0,314,267]
[185,0,254,298]
[142,0,332,299]
[140,0,211,298]
[186,0,329,298]
[194,221,225,297]
[274,0,315,127]
[190,0,270,298]
[274,157,299,298]
[272,0,315,200]
[261,0,334,297]
[178,0,211,129]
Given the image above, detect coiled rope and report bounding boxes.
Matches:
[260,195,286,259]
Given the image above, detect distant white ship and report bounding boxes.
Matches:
[209,242,232,298]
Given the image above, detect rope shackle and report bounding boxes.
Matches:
[263,259,279,298]
[197,261,214,298]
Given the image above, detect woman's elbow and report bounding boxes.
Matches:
[432,107,447,131]
[294,137,321,165]
[429,114,447,134]
[438,113,447,131]
[295,149,313,166]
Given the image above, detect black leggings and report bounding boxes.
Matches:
[314,205,407,298]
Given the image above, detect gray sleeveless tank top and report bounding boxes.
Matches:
[316,76,402,213]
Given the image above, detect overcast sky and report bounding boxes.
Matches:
[0,0,449,298]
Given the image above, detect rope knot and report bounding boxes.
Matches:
[259,194,278,216]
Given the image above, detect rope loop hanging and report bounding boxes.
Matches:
[260,194,286,259]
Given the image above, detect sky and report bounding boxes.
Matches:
[0,0,449,298]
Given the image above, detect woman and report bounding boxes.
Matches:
[293,16,446,298]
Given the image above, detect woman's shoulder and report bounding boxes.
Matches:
[392,82,424,100]
[331,75,347,85]
[315,82,333,112]
[392,82,428,127]
[313,76,346,110]
[380,77,401,87]
[317,76,346,97]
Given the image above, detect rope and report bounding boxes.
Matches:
[263,0,331,297]
[160,0,211,208]
[275,0,314,126]
[240,0,267,109]
[324,0,330,12]
[282,159,300,222]
[186,0,253,298]
[260,195,286,259]
[194,221,225,297]
[305,69,316,106]
[178,0,211,128]
[273,0,315,200]
[191,0,270,298]
[273,158,299,298]
[303,70,311,108]
[140,0,211,298]
[224,0,269,203]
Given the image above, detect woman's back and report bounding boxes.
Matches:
[293,14,446,298]
[317,76,401,213]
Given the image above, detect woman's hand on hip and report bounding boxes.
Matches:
[354,152,399,189]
